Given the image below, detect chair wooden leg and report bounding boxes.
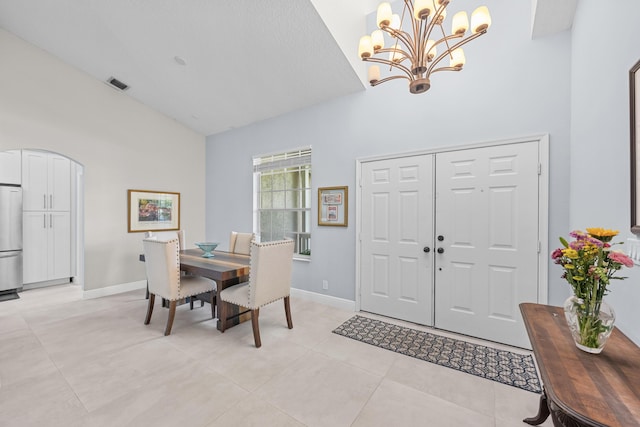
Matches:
[251,308,261,348]
[284,296,293,329]
[145,281,149,300]
[219,299,227,333]
[144,294,155,325]
[164,300,177,336]
[210,292,216,319]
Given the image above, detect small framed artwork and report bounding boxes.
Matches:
[128,189,180,233]
[631,60,640,233]
[318,186,348,227]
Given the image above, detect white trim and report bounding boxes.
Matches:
[290,287,356,312]
[537,134,550,304]
[357,133,550,164]
[83,280,146,299]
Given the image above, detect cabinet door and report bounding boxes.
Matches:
[22,151,49,211]
[49,211,71,280]
[49,155,71,211]
[23,211,48,284]
[0,150,22,185]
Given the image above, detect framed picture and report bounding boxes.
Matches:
[631,60,640,233]
[318,186,348,227]
[128,189,180,233]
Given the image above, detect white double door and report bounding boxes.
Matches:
[360,141,540,348]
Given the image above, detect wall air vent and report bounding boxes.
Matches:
[106,76,129,91]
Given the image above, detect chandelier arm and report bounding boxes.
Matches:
[426,30,486,75]
[364,57,415,81]
[371,75,410,86]
[381,27,416,59]
[421,2,446,45]
[375,47,412,63]
[430,66,463,74]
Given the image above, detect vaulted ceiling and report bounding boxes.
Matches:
[0,0,575,136]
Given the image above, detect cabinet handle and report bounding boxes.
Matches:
[43,213,46,228]
[50,194,53,209]
[50,214,52,228]
[43,194,47,209]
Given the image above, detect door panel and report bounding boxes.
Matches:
[361,155,434,325]
[435,141,539,348]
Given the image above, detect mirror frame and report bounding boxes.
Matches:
[631,59,640,234]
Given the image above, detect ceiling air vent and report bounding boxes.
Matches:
[106,76,129,91]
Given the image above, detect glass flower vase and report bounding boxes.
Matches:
[563,296,615,354]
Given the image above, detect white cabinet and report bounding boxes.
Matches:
[0,150,22,185]
[23,211,71,284]
[22,151,72,285]
[22,151,70,211]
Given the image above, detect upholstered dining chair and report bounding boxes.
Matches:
[218,239,295,348]
[229,231,254,255]
[142,237,216,335]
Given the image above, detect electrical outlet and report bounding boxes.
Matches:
[322,280,329,290]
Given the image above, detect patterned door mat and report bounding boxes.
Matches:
[333,315,542,394]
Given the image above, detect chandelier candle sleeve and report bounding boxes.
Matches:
[359,0,491,94]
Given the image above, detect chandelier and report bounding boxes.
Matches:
[358,0,491,94]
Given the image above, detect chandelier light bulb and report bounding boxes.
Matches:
[471,6,491,34]
[389,14,401,31]
[413,0,432,20]
[433,2,446,25]
[371,30,385,51]
[377,2,392,28]
[449,48,465,68]
[359,36,373,59]
[452,11,469,35]
[389,47,403,63]
[368,66,381,84]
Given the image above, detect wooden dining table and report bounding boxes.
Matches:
[140,249,251,331]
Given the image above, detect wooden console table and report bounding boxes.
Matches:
[520,303,640,427]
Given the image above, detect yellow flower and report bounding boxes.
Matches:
[586,227,618,238]
[572,276,585,281]
[564,264,575,269]
[562,248,579,259]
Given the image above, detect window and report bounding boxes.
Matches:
[253,147,312,257]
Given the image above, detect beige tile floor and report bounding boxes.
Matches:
[0,284,552,427]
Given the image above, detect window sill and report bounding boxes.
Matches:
[294,256,311,263]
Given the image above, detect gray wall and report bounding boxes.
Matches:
[206,0,572,304]
[0,29,206,291]
[570,0,640,343]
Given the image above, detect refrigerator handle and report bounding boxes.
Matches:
[0,250,22,259]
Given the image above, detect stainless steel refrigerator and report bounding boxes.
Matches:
[0,185,22,295]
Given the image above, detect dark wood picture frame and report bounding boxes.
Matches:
[631,60,640,234]
[127,189,180,233]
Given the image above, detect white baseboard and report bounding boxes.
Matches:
[290,288,355,312]
[83,280,146,300]
[81,280,354,312]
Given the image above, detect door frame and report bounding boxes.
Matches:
[355,134,549,314]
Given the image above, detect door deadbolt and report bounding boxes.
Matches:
[437,235,444,241]
[437,247,445,254]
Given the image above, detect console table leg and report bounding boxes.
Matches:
[524,389,551,425]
